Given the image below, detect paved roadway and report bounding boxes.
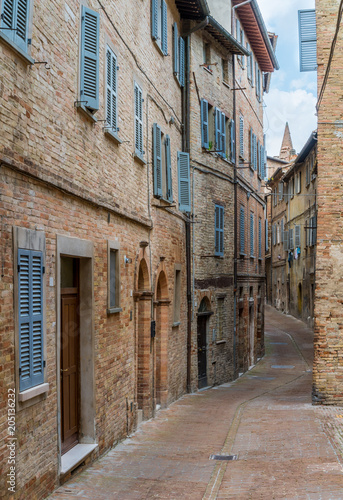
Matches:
[50,306,343,499]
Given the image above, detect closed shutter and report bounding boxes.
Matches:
[241,29,245,68]
[279,182,283,201]
[178,152,190,212]
[257,141,261,175]
[165,135,173,201]
[281,219,284,243]
[173,23,179,77]
[250,213,254,256]
[272,224,275,246]
[239,115,244,158]
[230,119,236,163]
[255,61,258,95]
[289,228,294,250]
[153,123,162,197]
[240,207,245,254]
[1,0,14,36]
[179,37,185,87]
[295,225,301,247]
[162,0,168,55]
[215,205,224,256]
[311,215,317,246]
[80,6,100,112]
[265,219,269,252]
[298,9,317,72]
[215,108,221,153]
[253,134,257,170]
[15,0,30,51]
[134,83,143,156]
[221,112,226,158]
[201,99,209,149]
[106,47,118,133]
[250,129,253,167]
[283,230,289,251]
[18,249,44,392]
[258,218,262,258]
[247,43,251,80]
[151,0,158,40]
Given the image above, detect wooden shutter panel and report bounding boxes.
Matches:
[151,0,158,40]
[135,83,143,156]
[215,205,224,256]
[250,213,254,256]
[106,47,118,132]
[230,119,236,163]
[250,128,253,167]
[80,6,100,111]
[240,207,245,254]
[289,228,294,250]
[153,123,162,197]
[178,152,191,212]
[215,107,221,152]
[265,219,269,252]
[179,36,185,87]
[257,141,261,175]
[215,206,220,255]
[239,115,244,157]
[281,219,284,243]
[173,23,179,76]
[298,9,317,72]
[295,225,301,247]
[283,230,289,251]
[1,0,14,36]
[14,0,29,50]
[201,99,209,149]
[258,218,262,258]
[253,134,257,170]
[165,135,173,201]
[162,0,168,55]
[221,112,226,158]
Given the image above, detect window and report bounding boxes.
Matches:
[240,207,245,255]
[222,58,229,82]
[272,223,276,246]
[273,187,277,207]
[250,212,254,257]
[236,18,244,67]
[217,297,225,340]
[309,216,317,246]
[265,219,269,252]
[173,265,181,324]
[0,0,32,54]
[151,0,168,55]
[108,241,121,313]
[255,61,261,101]
[278,182,284,202]
[239,115,244,158]
[201,99,226,158]
[289,228,294,250]
[178,151,190,212]
[290,177,294,199]
[173,23,184,86]
[258,218,262,259]
[152,123,173,201]
[215,205,224,256]
[134,82,144,159]
[203,41,211,70]
[295,224,301,247]
[105,46,119,138]
[80,6,100,113]
[295,172,302,194]
[247,43,253,84]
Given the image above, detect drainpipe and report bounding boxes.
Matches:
[233,54,238,378]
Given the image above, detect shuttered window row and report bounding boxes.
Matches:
[215,205,224,256]
[1,0,31,52]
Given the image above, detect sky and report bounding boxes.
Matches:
[257,0,317,157]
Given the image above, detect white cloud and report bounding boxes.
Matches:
[257,0,315,27]
[264,88,317,157]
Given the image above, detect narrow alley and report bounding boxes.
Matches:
[49,307,343,500]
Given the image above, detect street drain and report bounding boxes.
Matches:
[210,454,237,461]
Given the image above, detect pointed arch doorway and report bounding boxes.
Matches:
[154,268,170,408]
[197,297,213,389]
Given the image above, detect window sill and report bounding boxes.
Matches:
[107,307,122,314]
[60,443,98,476]
[216,339,226,345]
[0,32,35,65]
[134,152,146,165]
[75,103,98,123]
[172,321,180,328]
[153,40,166,57]
[104,129,122,144]
[222,80,231,89]
[203,66,213,75]
[214,254,224,259]
[250,255,255,259]
[18,383,49,402]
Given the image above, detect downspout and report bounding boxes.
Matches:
[233,53,238,378]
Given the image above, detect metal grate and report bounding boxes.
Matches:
[210,454,237,461]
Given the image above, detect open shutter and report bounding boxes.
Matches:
[14,0,29,51]
[240,207,245,254]
[151,0,158,40]
[230,119,236,163]
[1,0,14,38]
[162,0,168,55]
[257,141,261,175]
[239,115,244,157]
[289,229,294,250]
[281,219,284,243]
[173,23,179,77]
[298,10,317,72]
[135,83,143,156]
[165,135,173,201]
[80,6,100,112]
[178,152,190,212]
[265,219,269,252]
[153,124,162,197]
[215,206,224,256]
[106,47,118,132]
[253,134,257,170]
[215,108,221,152]
[201,99,209,149]
[221,112,226,158]
[258,218,262,258]
[295,225,301,247]
[250,213,254,256]
[283,230,289,251]
[179,36,185,87]
[250,129,253,167]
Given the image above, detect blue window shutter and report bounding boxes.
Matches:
[135,83,143,156]
[255,61,258,96]
[201,99,209,149]
[18,249,44,391]
[250,213,254,256]
[298,10,317,72]
[1,0,14,41]
[240,207,245,254]
[221,112,226,159]
[106,47,118,133]
[257,141,261,176]
[165,135,173,201]
[214,107,221,152]
[253,134,257,171]
[239,115,244,157]
[178,151,190,212]
[230,119,236,163]
[153,123,162,197]
[14,0,29,51]
[258,218,262,258]
[80,6,100,112]
[162,0,168,55]
[173,23,179,76]
[151,0,158,40]
[215,205,224,256]
[179,36,185,87]
[250,128,253,167]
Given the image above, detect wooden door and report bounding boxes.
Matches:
[197,316,207,389]
[60,258,79,455]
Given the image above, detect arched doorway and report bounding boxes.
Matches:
[197,297,212,389]
[154,269,170,408]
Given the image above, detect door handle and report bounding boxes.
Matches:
[60,368,68,372]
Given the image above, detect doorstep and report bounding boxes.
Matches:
[60,443,98,475]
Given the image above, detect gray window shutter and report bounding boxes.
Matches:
[15,0,29,51]
[272,224,275,246]
[18,249,44,391]
[289,228,294,250]
[258,218,262,258]
[230,119,236,163]
[106,47,118,133]
[295,225,301,247]
[178,151,190,212]
[250,213,254,256]
[283,230,289,251]
[80,6,100,112]
[151,0,158,40]
[1,0,14,37]
[162,0,168,55]
[281,219,284,243]
[265,219,269,252]
[221,112,226,158]
[215,107,221,152]
[240,207,245,254]
[173,23,179,77]
[179,36,185,87]
[165,135,173,201]
[215,205,224,256]
[247,42,251,80]
[201,99,209,149]
[298,9,317,72]
[255,61,258,95]
[239,115,244,157]
[257,141,261,175]
[250,128,253,167]
[153,123,162,197]
[135,83,143,156]
[253,134,257,171]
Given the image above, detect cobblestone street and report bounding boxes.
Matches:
[49,307,343,499]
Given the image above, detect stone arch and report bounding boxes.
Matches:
[198,296,211,313]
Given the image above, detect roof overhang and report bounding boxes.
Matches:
[267,156,289,165]
[294,131,317,164]
[204,16,250,55]
[175,0,210,20]
[232,0,279,72]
